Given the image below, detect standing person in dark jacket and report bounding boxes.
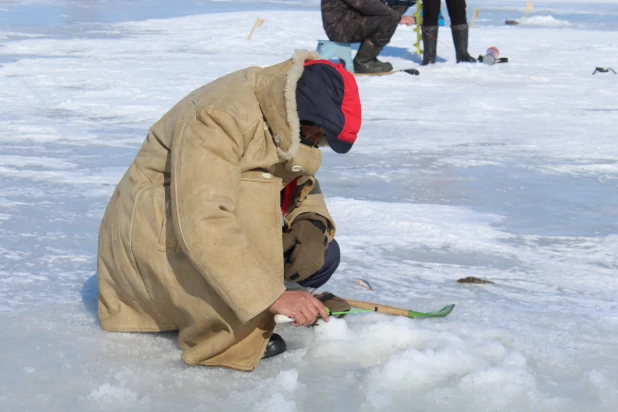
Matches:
[421,0,476,65]
[321,0,416,74]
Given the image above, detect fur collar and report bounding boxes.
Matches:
[282,49,320,159]
[255,49,321,160]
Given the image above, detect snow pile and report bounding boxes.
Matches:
[519,15,572,27]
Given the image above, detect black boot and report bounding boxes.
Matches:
[353,40,393,74]
[451,24,477,63]
[421,26,438,66]
[263,333,286,359]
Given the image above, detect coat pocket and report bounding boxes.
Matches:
[157,186,178,252]
[235,173,284,279]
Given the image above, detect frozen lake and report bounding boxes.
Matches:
[1,0,617,411]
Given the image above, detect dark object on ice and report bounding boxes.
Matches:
[354,68,420,77]
[477,55,509,64]
[592,67,616,75]
[263,333,287,359]
[457,276,495,284]
[505,19,519,25]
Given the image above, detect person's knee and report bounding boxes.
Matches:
[371,15,399,46]
[297,239,340,289]
[386,14,400,28]
[323,239,341,275]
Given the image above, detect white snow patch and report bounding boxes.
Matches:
[519,15,572,27]
[87,383,139,402]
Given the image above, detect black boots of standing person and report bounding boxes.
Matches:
[353,40,393,74]
[422,23,476,65]
[421,26,438,66]
[451,23,477,63]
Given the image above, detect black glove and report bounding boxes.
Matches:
[282,213,329,283]
[314,292,351,318]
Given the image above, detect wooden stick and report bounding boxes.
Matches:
[471,9,480,29]
[344,299,410,317]
[247,17,265,40]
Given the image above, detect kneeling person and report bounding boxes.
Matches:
[321,0,416,73]
[97,51,361,371]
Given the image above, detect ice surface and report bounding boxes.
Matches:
[1,1,617,411]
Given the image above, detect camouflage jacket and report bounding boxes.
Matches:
[321,0,403,40]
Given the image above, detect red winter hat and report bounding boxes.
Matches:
[296,60,362,154]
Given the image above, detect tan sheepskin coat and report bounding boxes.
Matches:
[97,50,336,371]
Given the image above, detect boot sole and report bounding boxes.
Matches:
[263,333,287,359]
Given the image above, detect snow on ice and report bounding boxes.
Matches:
[1,0,617,411]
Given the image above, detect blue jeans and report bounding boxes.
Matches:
[297,239,341,289]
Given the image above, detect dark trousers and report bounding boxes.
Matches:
[423,0,468,26]
[329,15,399,47]
[298,239,340,289]
[385,0,416,7]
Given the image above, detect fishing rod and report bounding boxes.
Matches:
[274,298,455,323]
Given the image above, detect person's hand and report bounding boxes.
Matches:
[268,290,329,326]
[399,15,415,26]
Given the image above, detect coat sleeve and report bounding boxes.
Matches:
[341,0,401,18]
[285,178,337,241]
[169,107,285,324]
